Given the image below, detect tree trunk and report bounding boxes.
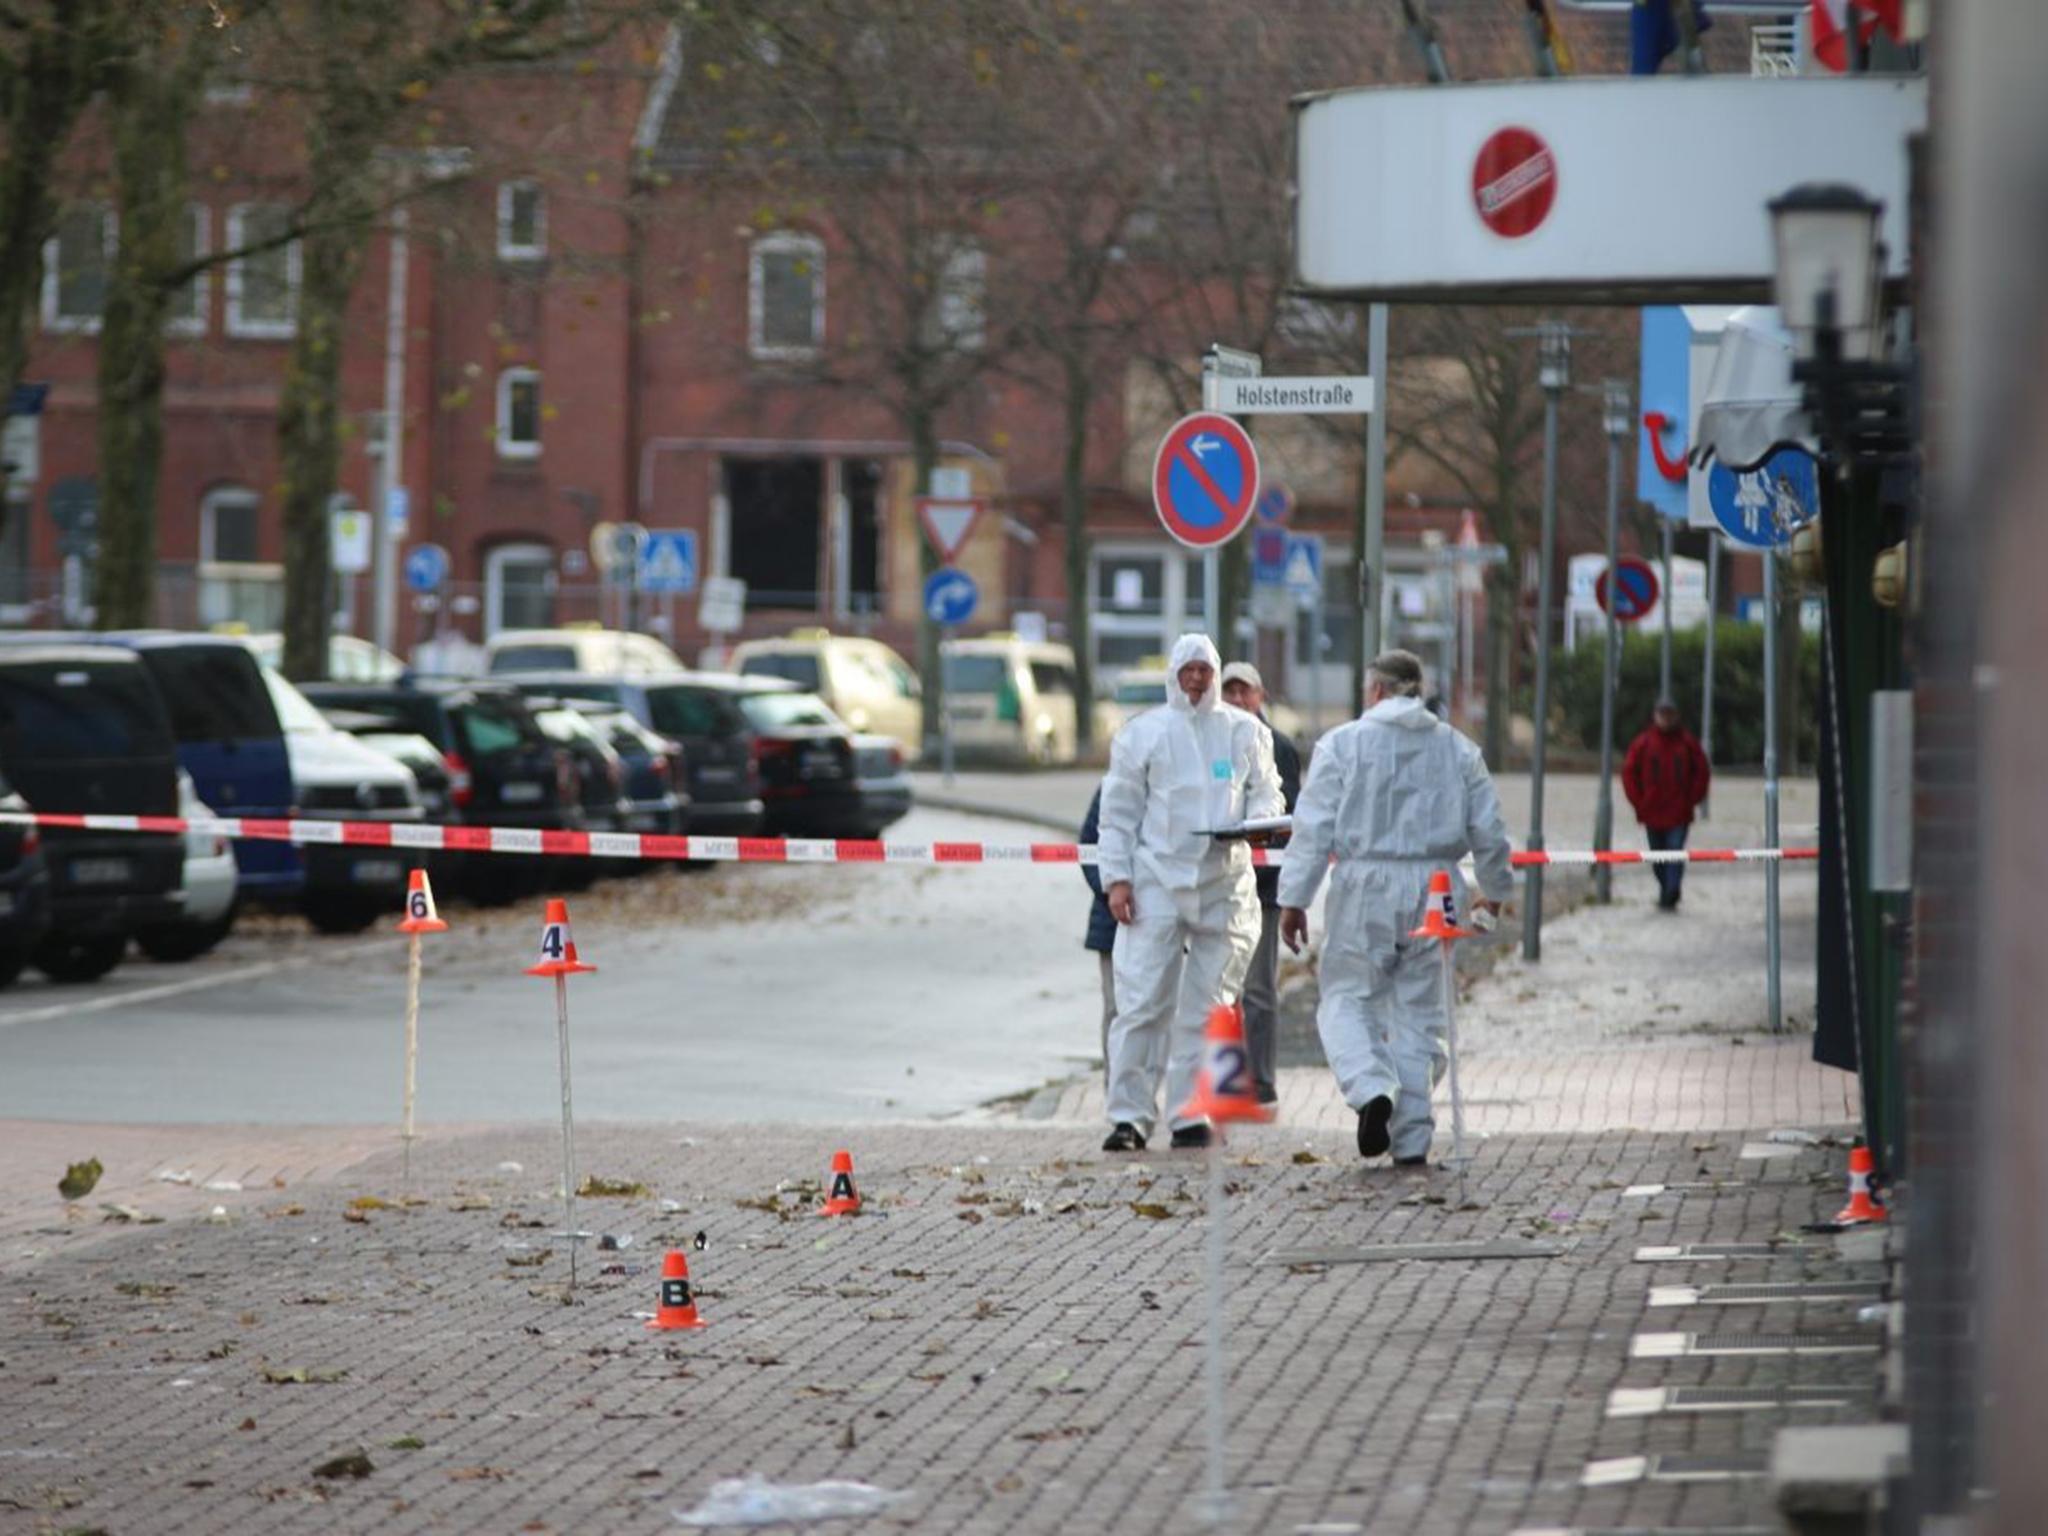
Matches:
[910,412,942,754]
[95,55,193,629]
[1061,360,1096,749]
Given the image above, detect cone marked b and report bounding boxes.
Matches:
[1177,1004,1274,1127]
[646,1249,707,1330]
[1833,1144,1887,1226]
[525,898,597,978]
[820,1150,861,1217]
[397,867,448,934]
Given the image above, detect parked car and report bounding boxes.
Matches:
[729,630,923,754]
[737,681,911,840]
[302,681,577,904]
[501,671,762,837]
[574,702,688,837]
[847,732,914,838]
[527,700,630,890]
[263,667,425,932]
[241,631,406,683]
[133,769,238,963]
[325,713,455,820]
[0,647,183,982]
[486,626,685,677]
[941,635,1089,765]
[0,768,51,987]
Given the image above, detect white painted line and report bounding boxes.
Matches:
[0,937,397,1029]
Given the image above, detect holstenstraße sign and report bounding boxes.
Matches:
[1212,375,1376,415]
[1291,76,1927,304]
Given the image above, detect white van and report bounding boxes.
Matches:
[940,636,1090,765]
[728,629,923,754]
[486,626,685,677]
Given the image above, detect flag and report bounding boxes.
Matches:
[1811,0,1904,72]
[1630,0,1712,76]
[1526,0,1575,74]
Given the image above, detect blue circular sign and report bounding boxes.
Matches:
[923,567,978,627]
[1151,412,1260,549]
[403,543,450,592]
[1596,556,1660,625]
[1707,449,1820,550]
[1255,483,1294,524]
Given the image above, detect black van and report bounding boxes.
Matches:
[0,647,183,981]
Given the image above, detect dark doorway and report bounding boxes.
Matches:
[726,456,822,610]
[845,458,883,617]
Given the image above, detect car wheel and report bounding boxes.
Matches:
[134,906,238,964]
[33,932,127,984]
[0,946,28,989]
[301,893,382,935]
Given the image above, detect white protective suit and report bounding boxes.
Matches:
[1277,696,1514,1160]
[1096,634,1285,1134]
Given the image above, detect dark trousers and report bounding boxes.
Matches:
[1646,824,1688,906]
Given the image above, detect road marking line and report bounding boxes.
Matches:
[0,937,396,1029]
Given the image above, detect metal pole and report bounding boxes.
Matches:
[374,204,408,656]
[1762,550,1782,1033]
[554,972,581,1293]
[941,624,956,785]
[402,931,421,1184]
[1522,358,1561,962]
[1700,536,1719,818]
[1361,303,1389,664]
[1440,939,1470,1209]
[1200,1134,1232,1525]
[1309,586,1324,736]
[1659,516,1675,702]
[1203,547,1220,642]
[1593,422,1622,905]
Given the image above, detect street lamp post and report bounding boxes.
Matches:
[1593,381,1630,906]
[1522,321,1570,961]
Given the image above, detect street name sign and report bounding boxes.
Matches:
[1212,375,1376,415]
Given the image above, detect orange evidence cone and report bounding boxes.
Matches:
[396,867,448,934]
[1177,1004,1275,1127]
[1409,869,1474,943]
[820,1150,862,1217]
[1833,1145,1888,1225]
[645,1249,708,1330]
[524,898,597,978]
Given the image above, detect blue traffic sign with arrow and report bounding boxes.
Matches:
[923,567,978,627]
[404,543,450,592]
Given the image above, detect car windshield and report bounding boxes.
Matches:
[138,645,282,741]
[943,655,1009,694]
[740,653,822,691]
[542,680,625,707]
[0,663,174,759]
[455,695,547,757]
[645,684,741,738]
[490,644,578,673]
[1115,677,1163,704]
[738,691,839,732]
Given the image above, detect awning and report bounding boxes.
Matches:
[1689,306,1816,474]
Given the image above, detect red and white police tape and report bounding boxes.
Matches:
[0,810,1820,869]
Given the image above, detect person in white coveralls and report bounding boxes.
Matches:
[1096,633,1284,1152]
[1278,650,1514,1165]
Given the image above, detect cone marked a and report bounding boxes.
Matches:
[820,1150,861,1217]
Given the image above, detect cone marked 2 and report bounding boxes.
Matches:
[397,867,448,934]
[1834,1145,1887,1225]
[525,898,597,977]
[1177,1004,1274,1126]
[820,1150,861,1216]
[645,1250,707,1330]
[1410,869,1474,942]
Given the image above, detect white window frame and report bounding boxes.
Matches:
[166,203,210,338]
[923,238,987,353]
[40,202,116,335]
[225,203,301,340]
[748,231,825,362]
[495,367,542,460]
[496,179,546,261]
[199,485,266,569]
[484,541,556,636]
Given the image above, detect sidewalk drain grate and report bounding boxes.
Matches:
[1634,1242,1823,1262]
[1264,1239,1565,1266]
[1632,1330,1881,1358]
[1580,1452,1770,1487]
[1606,1383,1872,1417]
[1647,1281,1884,1307]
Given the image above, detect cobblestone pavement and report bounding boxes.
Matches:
[2,1116,1878,1536]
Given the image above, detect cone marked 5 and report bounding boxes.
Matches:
[1834,1145,1887,1225]
[525,898,597,977]
[1409,870,1473,943]
[646,1250,707,1330]
[397,867,448,934]
[1177,1004,1274,1127]
[820,1150,861,1216]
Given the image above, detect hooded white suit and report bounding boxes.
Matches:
[1096,635,1284,1135]
[1277,696,1514,1160]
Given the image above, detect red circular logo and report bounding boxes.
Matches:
[1471,126,1557,240]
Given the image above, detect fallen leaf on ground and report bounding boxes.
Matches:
[266,1205,305,1218]
[59,1157,103,1201]
[1291,1150,1325,1165]
[262,1367,348,1385]
[450,1195,492,1211]
[116,1282,176,1299]
[505,1252,549,1268]
[342,1210,369,1225]
[448,1466,508,1482]
[1129,1202,1175,1220]
[313,1450,374,1480]
[1017,1425,1095,1442]
[348,1196,392,1212]
[577,1176,650,1198]
[385,1436,425,1451]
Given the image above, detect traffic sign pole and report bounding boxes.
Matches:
[1594,413,1623,906]
[1700,536,1720,818]
[1763,549,1782,1036]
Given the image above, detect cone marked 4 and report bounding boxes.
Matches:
[526,897,597,977]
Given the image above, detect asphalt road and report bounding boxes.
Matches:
[0,808,1106,1126]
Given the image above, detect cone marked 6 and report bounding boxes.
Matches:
[1177,1004,1274,1127]
[397,868,448,934]
[821,1150,861,1216]
[526,898,597,977]
[646,1250,707,1330]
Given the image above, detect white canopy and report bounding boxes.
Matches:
[1689,306,1817,474]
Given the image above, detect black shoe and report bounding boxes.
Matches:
[1394,1155,1428,1168]
[1255,1084,1280,1106]
[1170,1124,1213,1150]
[1102,1122,1147,1153]
[1357,1096,1393,1159]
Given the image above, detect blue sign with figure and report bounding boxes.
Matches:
[1250,525,1288,586]
[403,542,450,592]
[637,529,698,595]
[923,567,979,627]
[1283,534,1325,604]
[1707,448,1820,550]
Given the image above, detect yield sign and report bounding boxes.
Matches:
[1151,411,1260,550]
[916,497,985,563]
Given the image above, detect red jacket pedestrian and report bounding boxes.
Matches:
[1623,701,1711,832]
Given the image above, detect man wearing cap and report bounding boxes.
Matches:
[1096,634,1284,1152]
[1218,661,1302,1105]
[1623,697,1711,911]
[1277,650,1514,1166]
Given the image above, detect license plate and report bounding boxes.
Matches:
[70,857,132,887]
[799,750,841,781]
[351,858,403,884]
[697,767,737,784]
[502,781,544,804]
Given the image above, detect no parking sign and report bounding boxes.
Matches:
[1151,412,1260,550]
